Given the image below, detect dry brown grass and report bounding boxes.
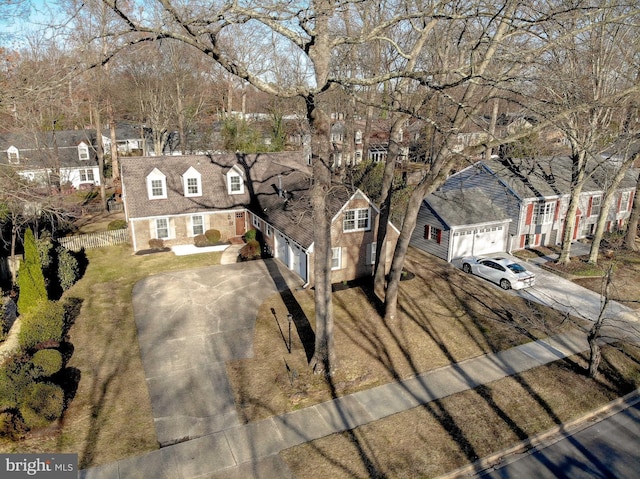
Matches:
[227,248,579,423]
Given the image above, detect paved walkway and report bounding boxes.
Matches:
[80,243,639,479]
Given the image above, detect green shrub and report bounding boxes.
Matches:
[0,356,31,410]
[19,382,65,429]
[239,239,261,261]
[56,246,79,291]
[107,219,127,230]
[244,228,257,242]
[30,349,63,378]
[148,238,165,250]
[204,229,221,244]
[17,229,48,315]
[18,300,65,351]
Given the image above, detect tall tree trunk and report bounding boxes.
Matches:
[308,100,336,375]
[588,265,613,378]
[558,151,587,264]
[108,101,119,181]
[588,155,636,263]
[624,170,640,251]
[93,107,107,211]
[374,115,405,298]
[177,81,186,155]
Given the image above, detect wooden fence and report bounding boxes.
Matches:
[58,228,130,251]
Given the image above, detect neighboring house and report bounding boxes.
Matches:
[120,152,400,285]
[0,130,101,190]
[329,119,409,168]
[412,156,638,262]
[102,123,147,157]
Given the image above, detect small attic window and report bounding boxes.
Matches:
[78,142,90,161]
[182,166,202,197]
[146,168,167,200]
[7,146,19,164]
[226,166,245,195]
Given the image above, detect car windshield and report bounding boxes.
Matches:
[507,263,527,273]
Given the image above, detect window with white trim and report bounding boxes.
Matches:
[79,169,95,182]
[191,215,204,236]
[227,172,244,194]
[331,247,342,270]
[7,146,19,164]
[591,196,601,217]
[155,218,169,239]
[78,143,90,161]
[252,214,261,229]
[183,167,202,197]
[146,169,167,199]
[621,191,630,211]
[534,201,555,224]
[343,208,370,232]
[266,224,272,237]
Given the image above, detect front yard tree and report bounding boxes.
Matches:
[17,228,47,315]
[625,170,640,251]
[535,5,640,265]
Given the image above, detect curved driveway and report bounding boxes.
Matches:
[132,259,302,446]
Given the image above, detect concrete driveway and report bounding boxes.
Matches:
[132,259,302,446]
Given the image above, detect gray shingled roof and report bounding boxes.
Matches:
[482,156,604,199]
[0,130,98,169]
[121,152,354,249]
[426,187,511,228]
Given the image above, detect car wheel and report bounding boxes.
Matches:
[462,263,471,274]
[500,279,511,290]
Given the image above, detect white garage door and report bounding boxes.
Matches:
[452,226,505,258]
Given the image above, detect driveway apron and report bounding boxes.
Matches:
[132,259,301,447]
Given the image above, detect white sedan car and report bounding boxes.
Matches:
[461,256,535,290]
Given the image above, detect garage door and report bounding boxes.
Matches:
[451,226,505,258]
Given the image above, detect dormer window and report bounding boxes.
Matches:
[226,165,245,195]
[78,142,90,161]
[146,168,167,199]
[7,146,19,164]
[182,166,202,197]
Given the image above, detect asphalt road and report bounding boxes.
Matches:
[475,401,640,479]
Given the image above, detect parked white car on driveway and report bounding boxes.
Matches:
[461,256,535,290]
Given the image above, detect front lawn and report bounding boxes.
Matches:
[227,248,582,422]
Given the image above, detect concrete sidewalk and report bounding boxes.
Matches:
[80,329,593,479]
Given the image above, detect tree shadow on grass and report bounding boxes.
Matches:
[264,259,315,363]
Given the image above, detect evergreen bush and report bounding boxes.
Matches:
[18,300,65,351]
[17,229,48,315]
[244,228,257,242]
[56,246,79,291]
[204,229,221,244]
[19,382,64,429]
[30,349,63,378]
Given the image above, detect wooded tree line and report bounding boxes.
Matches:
[2,0,640,373]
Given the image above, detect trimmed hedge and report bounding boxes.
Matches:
[30,349,63,379]
[17,229,48,315]
[56,246,79,292]
[244,228,257,242]
[148,238,165,250]
[19,382,65,429]
[18,300,65,351]
[204,229,221,243]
